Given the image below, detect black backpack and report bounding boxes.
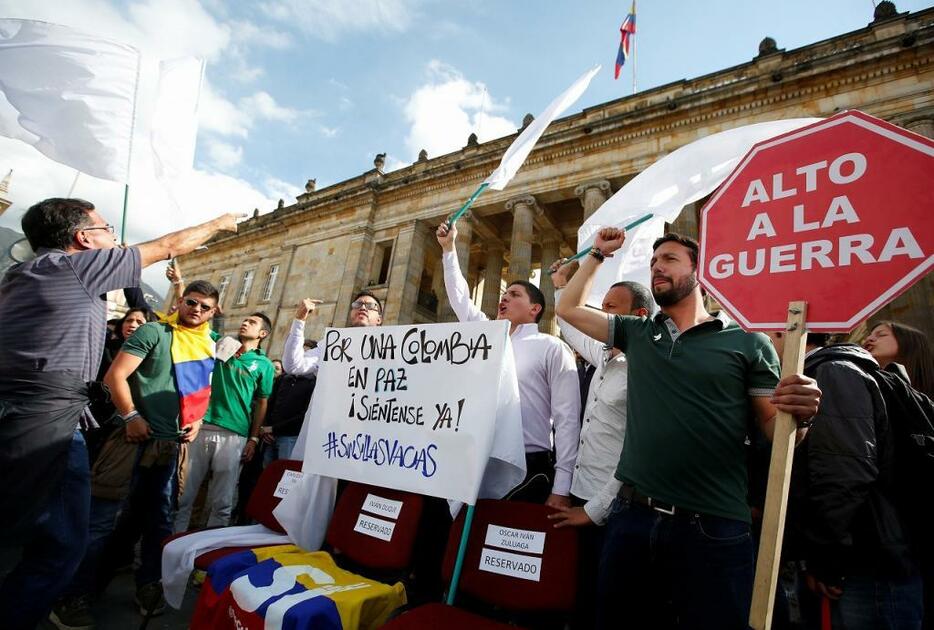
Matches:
[862,364,934,531]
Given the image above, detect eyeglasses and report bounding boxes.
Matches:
[82,224,115,234]
[351,300,381,313]
[183,298,214,312]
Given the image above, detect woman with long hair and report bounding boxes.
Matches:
[863,320,934,397]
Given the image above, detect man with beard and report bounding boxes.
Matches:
[436,221,580,508]
[51,281,222,626]
[556,229,822,630]
[173,313,276,532]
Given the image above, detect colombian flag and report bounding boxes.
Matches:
[615,2,636,79]
[161,311,214,428]
[192,545,406,630]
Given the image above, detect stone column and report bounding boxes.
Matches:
[439,213,473,322]
[538,233,562,335]
[574,180,611,221]
[431,257,449,321]
[335,227,374,326]
[506,195,538,281]
[384,220,431,324]
[480,244,505,318]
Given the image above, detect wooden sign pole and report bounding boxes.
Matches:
[749,300,808,630]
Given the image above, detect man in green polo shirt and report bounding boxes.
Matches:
[174,312,276,531]
[556,228,822,630]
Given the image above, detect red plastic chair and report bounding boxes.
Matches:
[325,482,425,572]
[382,498,579,629]
[163,458,302,569]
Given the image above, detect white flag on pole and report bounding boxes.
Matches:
[151,56,204,181]
[0,19,140,183]
[579,118,822,304]
[484,65,601,191]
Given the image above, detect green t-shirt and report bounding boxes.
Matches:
[204,348,275,436]
[611,312,780,522]
[120,322,182,441]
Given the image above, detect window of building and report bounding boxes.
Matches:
[217,274,231,307]
[235,269,255,306]
[370,239,395,286]
[261,264,279,302]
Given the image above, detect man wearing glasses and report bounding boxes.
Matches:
[52,281,222,624]
[281,290,383,379]
[0,197,240,629]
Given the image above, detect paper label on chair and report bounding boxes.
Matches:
[353,513,397,542]
[484,524,546,554]
[273,470,304,498]
[362,494,403,520]
[478,548,542,582]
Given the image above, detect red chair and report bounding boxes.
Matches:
[325,482,425,573]
[163,458,302,569]
[382,499,579,629]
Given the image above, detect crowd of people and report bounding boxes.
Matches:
[0,197,930,630]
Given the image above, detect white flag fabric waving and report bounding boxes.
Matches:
[578,118,822,305]
[151,56,204,181]
[484,65,601,191]
[0,19,140,183]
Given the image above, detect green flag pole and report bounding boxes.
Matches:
[446,183,489,227]
[550,212,654,270]
[120,184,130,244]
[445,503,476,605]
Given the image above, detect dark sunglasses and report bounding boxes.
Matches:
[183,298,214,311]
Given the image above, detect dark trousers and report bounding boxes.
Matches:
[0,431,91,629]
[596,496,754,630]
[798,569,924,630]
[65,442,179,597]
[571,493,604,630]
[506,451,555,504]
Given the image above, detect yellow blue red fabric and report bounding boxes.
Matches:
[191,545,407,630]
[159,311,214,429]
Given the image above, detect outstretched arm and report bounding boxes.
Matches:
[436,222,488,322]
[136,213,244,268]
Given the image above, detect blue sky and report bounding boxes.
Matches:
[0,0,930,290]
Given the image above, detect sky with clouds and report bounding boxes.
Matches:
[0,0,929,291]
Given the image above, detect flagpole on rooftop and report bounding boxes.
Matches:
[632,0,638,95]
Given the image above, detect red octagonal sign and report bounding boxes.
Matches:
[699,110,933,331]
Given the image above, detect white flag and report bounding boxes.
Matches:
[151,57,204,181]
[484,65,600,191]
[0,19,140,183]
[579,118,822,304]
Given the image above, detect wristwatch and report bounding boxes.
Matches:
[249,436,260,445]
[120,410,140,424]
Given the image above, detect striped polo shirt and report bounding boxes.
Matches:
[0,246,141,381]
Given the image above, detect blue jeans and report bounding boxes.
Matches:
[65,441,179,596]
[801,571,924,630]
[263,435,299,467]
[596,497,754,630]
[0,431,90,629]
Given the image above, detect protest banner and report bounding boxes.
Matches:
[302,320,513,505]
[698,110,933,629]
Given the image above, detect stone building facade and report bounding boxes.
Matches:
[176,5,934,357]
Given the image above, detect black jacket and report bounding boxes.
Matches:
[785,343,914,585]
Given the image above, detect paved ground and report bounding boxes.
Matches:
[39,570,200,630]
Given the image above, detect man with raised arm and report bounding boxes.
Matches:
[436,221,580,508]
[0,197,241,629]
[555,227,822,629]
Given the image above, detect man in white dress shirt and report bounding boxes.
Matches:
[281,290,383,378]
[547,260,653,629]
[436,221,581,509]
